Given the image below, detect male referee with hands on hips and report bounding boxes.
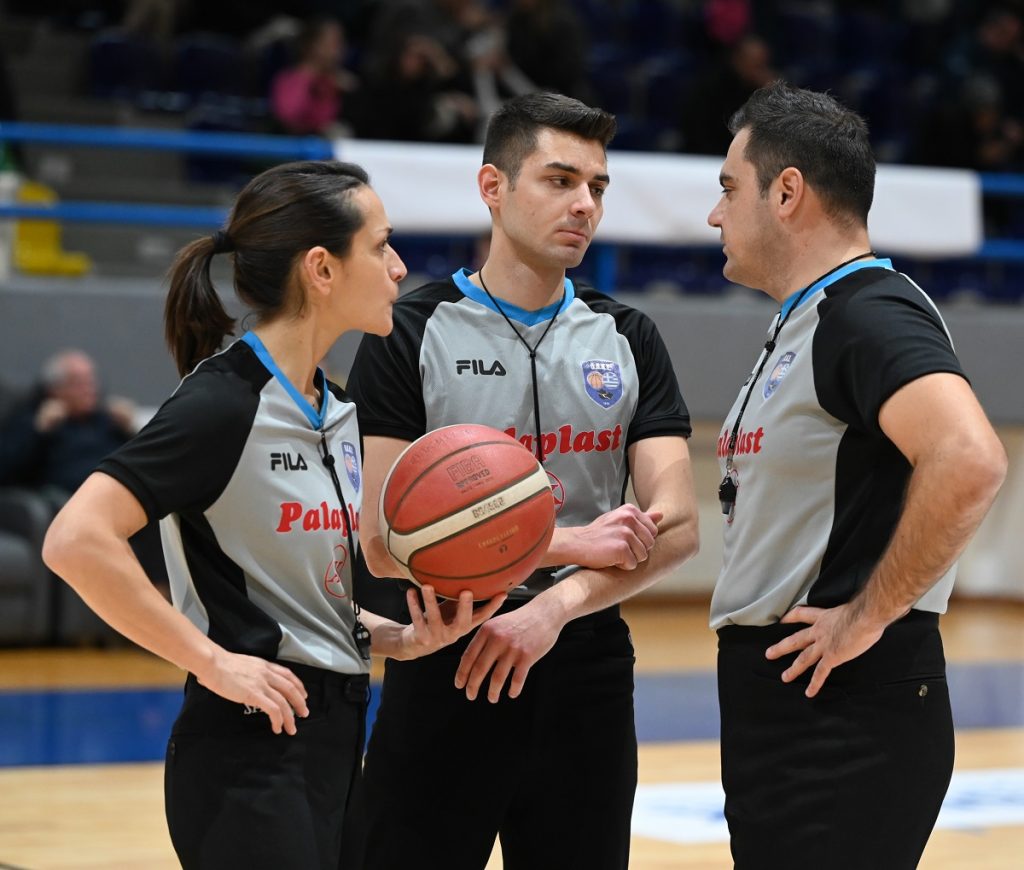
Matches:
[708,80,1007,869]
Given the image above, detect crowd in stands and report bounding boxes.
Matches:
[1,0,1020,172]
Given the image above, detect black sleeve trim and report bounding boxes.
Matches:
[815,274,966,434]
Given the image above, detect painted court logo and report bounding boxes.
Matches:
[763,351,796,399]
[582,359,623,408]
[342,441,360,491]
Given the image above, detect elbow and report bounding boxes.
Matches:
[966,434,1008,498]
[42,513,77,581]
[944,433,1008,507]
[362,537,400,579]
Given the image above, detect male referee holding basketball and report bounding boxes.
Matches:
[347,93,699,869]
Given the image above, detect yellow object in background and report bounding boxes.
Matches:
[14,181,92,276]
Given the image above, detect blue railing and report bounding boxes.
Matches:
[1,122,1021,270]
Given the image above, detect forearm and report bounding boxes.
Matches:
[359,608,414,660]
[854,451,1006,625]
[534,510,698,625]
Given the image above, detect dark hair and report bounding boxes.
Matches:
[482,92,617,186]
[165,160,369,376]
[728,81,875,226]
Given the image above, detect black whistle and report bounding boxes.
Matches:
[353,620,371,662]
[718,475,738,515]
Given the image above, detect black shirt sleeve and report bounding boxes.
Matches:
[814,274,966,434]
[96,365,259,522]
[608,304,692,445]
[347,301,430,442]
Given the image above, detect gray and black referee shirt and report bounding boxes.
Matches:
[98,332,369,674]
[711,259,966,628]
[348,269,691,603]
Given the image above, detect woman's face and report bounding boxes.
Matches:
[333,186,407,337]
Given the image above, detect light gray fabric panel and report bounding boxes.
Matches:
[1,279,1020,422]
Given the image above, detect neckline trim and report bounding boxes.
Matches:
[241,331,327,429]
[452,268,574,326]
[780,258,894,319]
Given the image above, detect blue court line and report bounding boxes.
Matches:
[1,662,1021,767]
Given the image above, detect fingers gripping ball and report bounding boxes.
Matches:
[380,424,556,600]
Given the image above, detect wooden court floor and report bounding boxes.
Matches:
[0,600,1021,869]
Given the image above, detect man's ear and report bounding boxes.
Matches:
[479,163,503,210]
[776,167,804,216]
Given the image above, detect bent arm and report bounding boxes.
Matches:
[535,435,699,624]
[358,435,412,579]
[43,473,309,733]
[43,472,220,672]
[851,372,1006,625]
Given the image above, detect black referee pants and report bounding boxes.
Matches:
[718,610,954,870]
[357,606,638,870]
[164,663,368,870]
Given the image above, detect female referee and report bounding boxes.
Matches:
[42,160,505,869]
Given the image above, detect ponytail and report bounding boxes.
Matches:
[163,160,370,377]
[164,236,236,377]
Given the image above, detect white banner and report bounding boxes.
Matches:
[335,139,982,256]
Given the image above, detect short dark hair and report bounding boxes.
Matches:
[165,161,369,376]
[482,92,617,186]
[728,81,875,226]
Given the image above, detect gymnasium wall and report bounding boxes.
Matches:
[1,274,1020,601]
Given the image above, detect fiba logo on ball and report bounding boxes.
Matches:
[380,424,556,599]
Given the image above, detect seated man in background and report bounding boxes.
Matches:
[0,349,137,503]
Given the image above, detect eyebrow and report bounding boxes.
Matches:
[719,172,735,186]
[545,161,611,185]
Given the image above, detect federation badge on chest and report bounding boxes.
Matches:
[342,441,361,491]
[582,359,622,408]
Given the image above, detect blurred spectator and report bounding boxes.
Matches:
[353,31,478,142]
[704,0,752,48]
[0,350,137,501]
[505,0,590,101]
[270,17,358,136]
[122,0,186,44]
[913,73,1024,172]
[946,6,1024,123]
[679,33,777,156]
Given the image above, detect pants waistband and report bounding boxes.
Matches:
[187,660,369,704]
[717,608,938,646]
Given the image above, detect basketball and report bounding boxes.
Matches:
[379,423,556,600]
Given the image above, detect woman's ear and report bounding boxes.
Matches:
[301,246,335,299]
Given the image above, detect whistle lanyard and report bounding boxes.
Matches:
[478,269,565,464]
[318,430,371,661]
[719,252,878,514]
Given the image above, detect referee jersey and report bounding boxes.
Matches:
[98,332,368,674]
[348,268,691,598]
[712,260,966,628]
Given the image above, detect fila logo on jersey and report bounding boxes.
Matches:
[456,359,507,376]
[271,452,308,471]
